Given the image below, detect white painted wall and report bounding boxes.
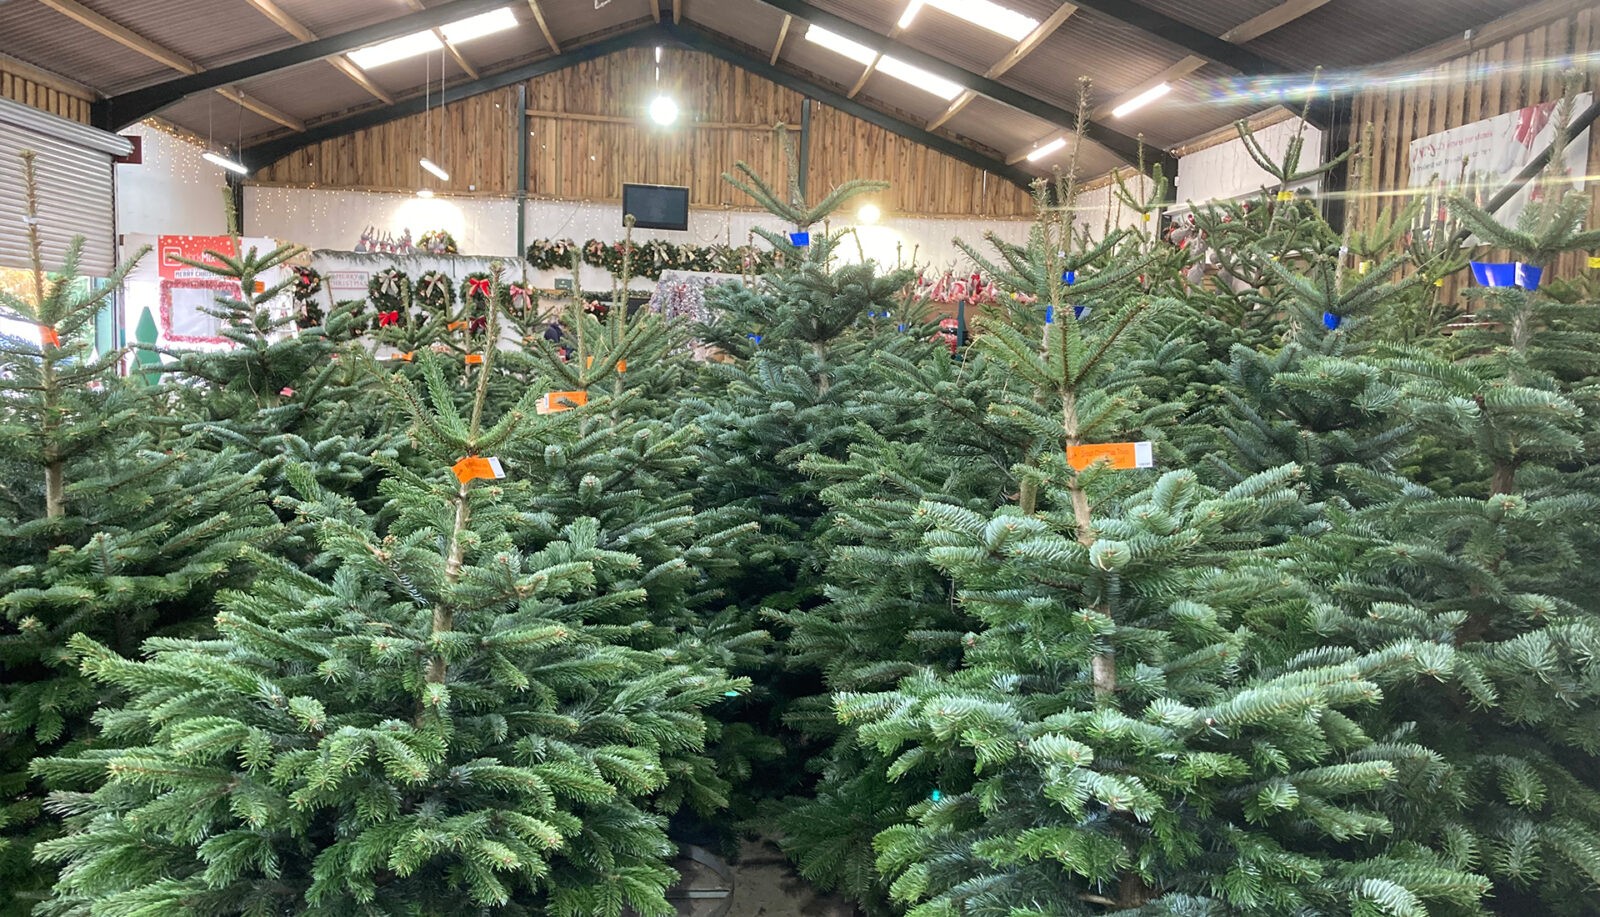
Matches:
[1174,118,1324,210]
[243,185,1033,290]
[115,123,230,241]
[1070,175,1158,242]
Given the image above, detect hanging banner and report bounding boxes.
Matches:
[1407,93,1591,244]
[157,235,237,281]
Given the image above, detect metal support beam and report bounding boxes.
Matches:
[242,27,663,170]
[751,0,1148,169]
[664,21,1038,190]
[96,0,511,129]
[243,0,394,104]
[928,2,1077,132]
[1043,0,1284,76]
[516,83,529,257]
[798,96,812,200]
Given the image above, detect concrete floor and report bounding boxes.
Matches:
[641,840,859,917]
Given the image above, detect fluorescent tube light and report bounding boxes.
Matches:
[420,158,450,181]
[876,57,963,100]
[804,25,877,65]
[349,30,442,70]
[439,7,518,44]
[1025,137,1067,162]
[202,151,249,175]
[923,0,1038,41]
[897,0,926,30]
[1112,82,1172,118]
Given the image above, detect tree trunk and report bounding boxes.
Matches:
[1063,390,1114,701]
[811,340,831,395]
[427,480,473,685]
[1490,460,1516,497]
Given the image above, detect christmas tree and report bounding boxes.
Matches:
[0,151,276,914]
[32,269,746,915]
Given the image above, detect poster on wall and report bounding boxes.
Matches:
[1407,92,1591,243]
[158,235,237,280]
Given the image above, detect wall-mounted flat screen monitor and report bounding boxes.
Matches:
[622,183,690,231]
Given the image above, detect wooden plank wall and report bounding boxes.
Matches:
[256,48,1036,219]
[0,61,93,124]
[1347,3,1599,303]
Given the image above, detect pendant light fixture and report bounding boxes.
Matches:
[419,44,449,190]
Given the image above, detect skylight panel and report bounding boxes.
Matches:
[349,30,443,70]
[349,7,518,71]
[919,0,1040,42]
[876,57,964,100]
[803,25,878,65]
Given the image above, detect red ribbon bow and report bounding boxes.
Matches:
[467,278,492,297]
[470,316,488,333]
[379,310,401,327]
[509,284,530,303]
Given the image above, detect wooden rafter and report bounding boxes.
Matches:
[928,2,1077,131]
[402,0,480,80]
[1092,0,1331,120]
[242,0,394,104]
[1011,0,1331,164]
[848,0,919,100]
[770,14,792,65]
[672,0,682,24]
[35,0,306,133]
[526,0,561,53]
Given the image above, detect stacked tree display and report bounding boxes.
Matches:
[4,101,1600,917]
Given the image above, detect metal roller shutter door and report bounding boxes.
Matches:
[0,97,131,278]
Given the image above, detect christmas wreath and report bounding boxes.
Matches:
[418,229,459,255]
[414,270,456,317]
[368,268,410,310]
[526,238,578,271]
[458,271,500,337]
[292,266,324,329]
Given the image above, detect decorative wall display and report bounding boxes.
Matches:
[157,234,236,281]
[1407,92,1592,243]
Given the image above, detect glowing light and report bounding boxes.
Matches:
[420,158,450,181]
[1025,137,1067,162]
[804,25,876,65]
[920,0,1039,41]
[804,25,961,100]
[417,188,435,198]
[857,203,881,224]
[1112,83,1172,118]
[897,0,925,29]
[202,151,248,175]
[349,31,442,69]
[439,7,518,43]
[649,95,679,126]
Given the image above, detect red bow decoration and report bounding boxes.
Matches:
[470,316,488,333]
[509,284,531,304]
[39,325,60,347]
[467,277,492,297]
[379,311,401,327]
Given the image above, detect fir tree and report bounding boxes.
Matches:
[32,269,745,915]
[0,151,276,914]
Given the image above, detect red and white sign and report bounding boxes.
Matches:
[158,235,237,281]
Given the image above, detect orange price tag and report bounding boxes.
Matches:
[39,326,59,347]
[465,353,484,365]
[451,455,506,485]
[391,351,414,362]
[1067,441,1154,471]
[536,390,588,415]
[448,321,469,332]
[585,355,628,373]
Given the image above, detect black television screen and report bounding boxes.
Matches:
[622,183,689,231]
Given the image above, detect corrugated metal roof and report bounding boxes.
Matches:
[0,2,172,93]
[1000,7,1192,115]
[161,91,283,145]
[0,0,1555,183]
[1245,0,1533,70]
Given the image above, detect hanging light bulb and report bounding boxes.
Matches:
[857,203,881,224]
